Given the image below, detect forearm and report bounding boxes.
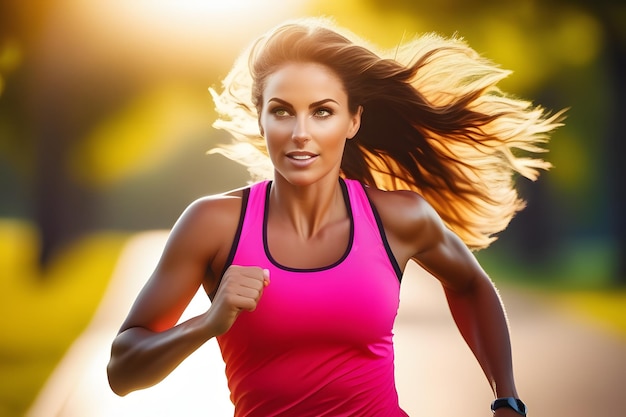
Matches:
[107,313,217,396]
[443,275,518,398]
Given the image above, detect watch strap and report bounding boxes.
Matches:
[491,397,527,415]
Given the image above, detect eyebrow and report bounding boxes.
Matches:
[267,98,339,108]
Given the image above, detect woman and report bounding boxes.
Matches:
[107,17,563,416]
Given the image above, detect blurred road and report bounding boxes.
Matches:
[27,231,626,417]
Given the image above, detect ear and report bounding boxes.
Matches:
[346,105,363,140]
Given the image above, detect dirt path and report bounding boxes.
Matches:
[27,232,626,416]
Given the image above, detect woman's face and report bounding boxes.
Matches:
[258,62,362,187]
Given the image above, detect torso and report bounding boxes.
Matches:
[214,178,407,416]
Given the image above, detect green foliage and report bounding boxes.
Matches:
[0,220,129,417]
[477,243,626,339]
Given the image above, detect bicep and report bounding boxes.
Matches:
[118,200,222,334]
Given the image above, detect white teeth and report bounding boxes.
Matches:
[290,155,313,160]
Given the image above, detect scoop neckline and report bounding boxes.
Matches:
[262,178,355,273]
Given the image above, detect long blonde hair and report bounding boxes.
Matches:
[210,17,565,250]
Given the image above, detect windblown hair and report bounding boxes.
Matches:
[210,17,564,250]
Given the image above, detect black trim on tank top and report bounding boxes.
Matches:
[360,184,404,282]
[263,178,355,272]
[209,187,250,301]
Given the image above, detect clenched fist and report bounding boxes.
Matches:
[206,265,270,336]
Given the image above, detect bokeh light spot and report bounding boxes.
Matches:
[0,38,23,73]
[552,9,603,67]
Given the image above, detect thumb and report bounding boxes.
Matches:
[263,268,270,286]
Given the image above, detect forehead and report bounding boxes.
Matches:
[263,62,347,103]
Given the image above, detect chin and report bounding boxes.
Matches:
[280,175,317,188]
[274,170,325,188]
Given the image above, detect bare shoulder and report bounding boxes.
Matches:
[365,187,431,217]
[365,186,440,230]
[165,187,247,280]
[364,186,445,262]
[178,188,245,230]
[364,186,486,291]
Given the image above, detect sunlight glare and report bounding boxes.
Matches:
[88,0,308,37]
[63,0,309,68]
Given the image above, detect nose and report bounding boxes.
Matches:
[291,115,311,145]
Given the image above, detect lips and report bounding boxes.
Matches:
[286,151,318,160]
[285,151,319,167]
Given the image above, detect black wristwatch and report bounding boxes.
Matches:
[491,397,527,415]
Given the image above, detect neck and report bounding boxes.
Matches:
[269,176,346,239]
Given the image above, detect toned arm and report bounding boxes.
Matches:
[106,193,269,396]
[368,188,519,401]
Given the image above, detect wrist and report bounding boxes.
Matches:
[491,397,527,416]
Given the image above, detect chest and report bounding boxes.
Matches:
[223,179,402,349]
[265,216,351,270]
[231,236,401,352]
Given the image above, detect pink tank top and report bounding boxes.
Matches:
[216,179,408,417]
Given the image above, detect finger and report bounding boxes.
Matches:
[239,276,265,292]
[235,267,268,289]
[235,286,262,300]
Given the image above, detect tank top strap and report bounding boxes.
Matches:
[343,179,403,281]
[245,180,270,230]
[234,180,270,257]
[342,179,378,233]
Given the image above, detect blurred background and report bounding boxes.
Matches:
[0,0,624,416]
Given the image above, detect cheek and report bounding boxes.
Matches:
[261,116,293,139]
[262,121,292,159]
[314,123,350,146]
[264,130,292,157]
